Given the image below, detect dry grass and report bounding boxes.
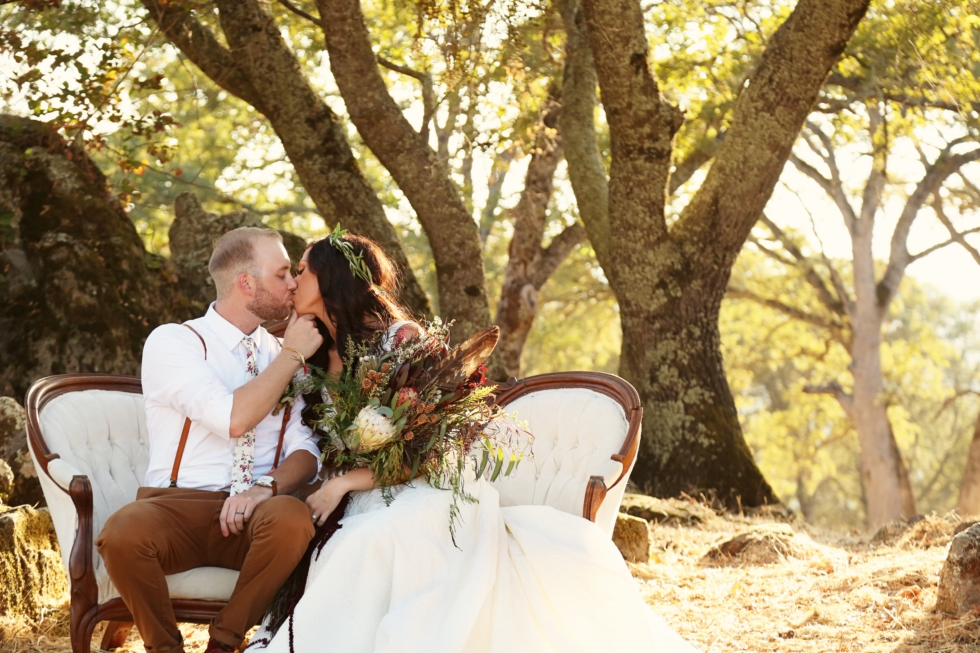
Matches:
[637,510,980,652]
[1,511,978,652]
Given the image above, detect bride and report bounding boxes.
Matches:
[247,232,700,653]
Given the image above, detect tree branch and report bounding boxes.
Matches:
[803,380,854,416]
[726,286,843,336]
[377,56,436,142]
[140,0,266,111]
[581,0,681,252]
[533,223,588,288]
[671,0,870,269]
[276,0,322,27]
[932,194,980,266]
[317,0,490,338]
[877,142,980,308]
[757,214,849,318]
[557,0,610,267]
[826,72,973,114]
[789,150,857,233]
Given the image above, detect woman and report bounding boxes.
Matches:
[249,233,700,653]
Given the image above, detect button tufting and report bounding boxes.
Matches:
[130,465,136,471]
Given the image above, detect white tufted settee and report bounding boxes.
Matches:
[26,371,641,653]
[26,374,240,653]
[490,371,641,537]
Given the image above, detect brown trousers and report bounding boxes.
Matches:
[95,487,315,652]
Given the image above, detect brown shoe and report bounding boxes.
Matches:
[203,638,236,653]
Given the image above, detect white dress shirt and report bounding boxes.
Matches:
[141,304,319,491]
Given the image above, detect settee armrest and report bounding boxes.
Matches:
[48,458,84,492]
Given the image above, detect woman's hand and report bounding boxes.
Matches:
[306,476,350,527]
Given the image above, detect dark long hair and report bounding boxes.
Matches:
[301,232,412,424]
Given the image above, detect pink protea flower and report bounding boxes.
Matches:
[396,387,419,407]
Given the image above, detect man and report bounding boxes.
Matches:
[97,227,324,653]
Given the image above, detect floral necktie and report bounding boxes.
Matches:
[231,336,259,495]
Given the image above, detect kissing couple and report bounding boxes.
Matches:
[95,226,700,653]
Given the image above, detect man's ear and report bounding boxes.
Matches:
[237,272,254,297]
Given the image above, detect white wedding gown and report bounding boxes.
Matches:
[248,472,700,652]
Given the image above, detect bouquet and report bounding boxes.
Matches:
[279,319,531,539]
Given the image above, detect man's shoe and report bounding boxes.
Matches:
[204,637,236,653]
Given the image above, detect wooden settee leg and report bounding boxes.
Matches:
[68,476,99,653]
[100,620,134,650]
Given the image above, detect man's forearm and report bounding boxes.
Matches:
[229,352,302,437]
[270,451,319,495]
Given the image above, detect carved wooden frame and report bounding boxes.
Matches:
[25,374,230,653]
[492,371,642,522]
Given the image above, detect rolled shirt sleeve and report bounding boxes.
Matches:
[282,394,320,463]
[142,324,235,439]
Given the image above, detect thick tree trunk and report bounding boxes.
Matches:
[850,212,906,526]
[565,0,869,506]
[494,96,586,378]
[622,283,775,504]
[317,0,491,340]
[957,414,980,516]
[139,0,431,317]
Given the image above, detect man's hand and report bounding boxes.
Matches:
[220,485,274,537]
[282,310,324,359]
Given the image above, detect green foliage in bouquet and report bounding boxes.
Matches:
[283,319,531,541]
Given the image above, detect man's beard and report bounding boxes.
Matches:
[247,279,291,321]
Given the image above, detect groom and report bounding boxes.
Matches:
[97,227,323,653]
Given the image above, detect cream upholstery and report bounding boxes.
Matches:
[29,389,239,604]
[490,387,636,537]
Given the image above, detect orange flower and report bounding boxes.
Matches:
[403,431,415,441]
[361,378,372,389]
[381,363,392,373]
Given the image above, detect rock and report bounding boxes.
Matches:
[702,524,819,565]
[613,513,650,563]
[954,520,979,536]
[937,523,980,614]
[619,493,717,525]
[169,192,307,312]
[0,115,193,399]
[0,396,43,507]
[0,459,12,504]
[0,505,68,619]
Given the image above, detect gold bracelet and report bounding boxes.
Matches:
[282,346,307,372]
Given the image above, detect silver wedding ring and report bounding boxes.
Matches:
[312,514,318,521]
[236,511,245,515]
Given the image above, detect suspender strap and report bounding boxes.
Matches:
[171,325,207,487]
[272,404,290,472]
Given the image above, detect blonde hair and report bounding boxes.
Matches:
[208,227,283,298]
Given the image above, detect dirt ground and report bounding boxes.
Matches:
[1,508,978,653]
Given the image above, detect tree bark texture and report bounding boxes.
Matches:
[565,0,870,505]
[139,0,431,317]
[317,0,492,342]
[0,116,192,399]
[493,96,586,377]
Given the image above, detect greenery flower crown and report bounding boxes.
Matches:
[326,224,374,285]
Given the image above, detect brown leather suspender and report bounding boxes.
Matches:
[169,324,289,488]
